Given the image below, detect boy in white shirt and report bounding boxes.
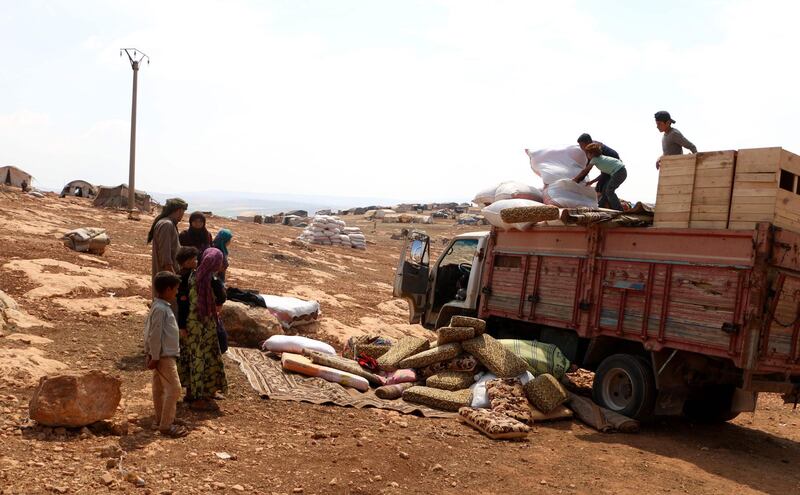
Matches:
[144,271,188,438]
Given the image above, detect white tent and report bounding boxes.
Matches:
[0,166,32,188]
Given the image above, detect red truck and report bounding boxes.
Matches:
[394,223,800,421]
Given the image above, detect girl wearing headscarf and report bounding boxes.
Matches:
[212,229,233,284]
[179,247,228,411]
[179,212,213,258]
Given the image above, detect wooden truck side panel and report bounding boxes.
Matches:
[479,225,800,379]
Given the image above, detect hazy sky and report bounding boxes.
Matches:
[2,0,799,203]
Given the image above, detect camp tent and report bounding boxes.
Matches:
[92,184,152,212]
[60,180,97,199]
[0,166,32,188]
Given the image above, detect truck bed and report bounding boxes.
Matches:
[479,224,800,383]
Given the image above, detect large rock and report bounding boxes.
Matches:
[220,301,283,348]
[29,370,121,427]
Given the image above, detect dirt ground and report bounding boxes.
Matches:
[1,187,799,495]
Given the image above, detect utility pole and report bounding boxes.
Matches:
[121,48,149,218]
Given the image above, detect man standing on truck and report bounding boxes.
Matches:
[574,143,627,211]
[577,133,620,208]
[656,110,697,169]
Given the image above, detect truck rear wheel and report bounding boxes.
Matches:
[683,385,740,423]
[592,354,656,420]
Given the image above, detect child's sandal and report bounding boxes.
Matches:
[160,424,188,438]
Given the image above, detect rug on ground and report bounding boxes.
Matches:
[226,347,455,418]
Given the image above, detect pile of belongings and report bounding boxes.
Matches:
[227,288,320,329]
[297,215,366,250]
[526,147,597,208]
[473,180,543,207]
[261,316,639,440]
[62,227,111,255]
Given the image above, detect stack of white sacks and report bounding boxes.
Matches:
[298,215,367,250]
[525,146,598,208]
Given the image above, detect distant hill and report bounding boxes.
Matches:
[147,190,468,218]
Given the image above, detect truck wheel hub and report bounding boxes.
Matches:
[602,368,634,411]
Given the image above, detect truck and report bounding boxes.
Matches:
[393,223,800,421]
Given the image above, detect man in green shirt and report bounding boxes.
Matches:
[573,143,627,211]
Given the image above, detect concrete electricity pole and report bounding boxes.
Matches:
[121,48,149,218]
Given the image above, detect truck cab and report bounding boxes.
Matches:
[393,231,489,329]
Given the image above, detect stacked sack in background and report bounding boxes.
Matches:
[297,215,367,250]
[526,146,597,208]
[472,180,543,207]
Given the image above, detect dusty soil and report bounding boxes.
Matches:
[1,186,799,495]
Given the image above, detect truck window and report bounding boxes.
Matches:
[441,239,478,267]
[433,239,479,309]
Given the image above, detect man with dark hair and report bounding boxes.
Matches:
[148,198,188,294]
[577,133,620,208]
[655,111,696,169]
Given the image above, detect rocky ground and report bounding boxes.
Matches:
[0,186,799,495]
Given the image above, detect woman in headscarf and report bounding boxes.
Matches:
[179,211,213,258]
[147,198,188,296]
[212,229,233,284]
[179,247,228,411]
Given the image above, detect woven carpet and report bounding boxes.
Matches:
[226,347,455,418]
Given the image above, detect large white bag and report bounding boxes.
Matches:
[262,335,335,355]
[473,185,498,206]
[481,198,548,231]
[527,146,587,185]
[494,181,543,202]
[543,179,598,208]
[259,295,321,328]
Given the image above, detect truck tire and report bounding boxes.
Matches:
[592,354,656,420]
[683,385,740,423]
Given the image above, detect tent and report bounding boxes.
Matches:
[0,166,32,188]
[60,180,97,199]
[92,184,152,212]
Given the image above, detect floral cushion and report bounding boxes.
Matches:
[458,407,530,440]
[524,373,568,413]
[402,386,472,412]
[449,316,486,335]
[426,371,476,391]
[437,326,476,345]
[419,354,479,378]
[376,337,430,371]
[486,378,532,424]
[397,343,462,369]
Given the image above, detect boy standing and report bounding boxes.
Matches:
[144,271,188,438]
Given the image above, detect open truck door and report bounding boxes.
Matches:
[393,231,430,323]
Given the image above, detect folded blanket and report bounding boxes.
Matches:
[567,392,639,433]
[375,382,415,400]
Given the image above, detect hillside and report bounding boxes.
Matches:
[0,186,799,495]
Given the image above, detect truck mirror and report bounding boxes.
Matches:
[410,239,426,263]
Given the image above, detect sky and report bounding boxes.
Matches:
[2,0,799,204]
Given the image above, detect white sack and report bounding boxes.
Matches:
[481,198,547,231]
[262,335,335,355]
[260,295,320,318]
[543,179,598,208]
[527,146,587,185]
[494,181,543,202]
[473,185,498,206]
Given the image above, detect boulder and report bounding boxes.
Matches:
[220,301,283,348]
[29,370,121,427]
